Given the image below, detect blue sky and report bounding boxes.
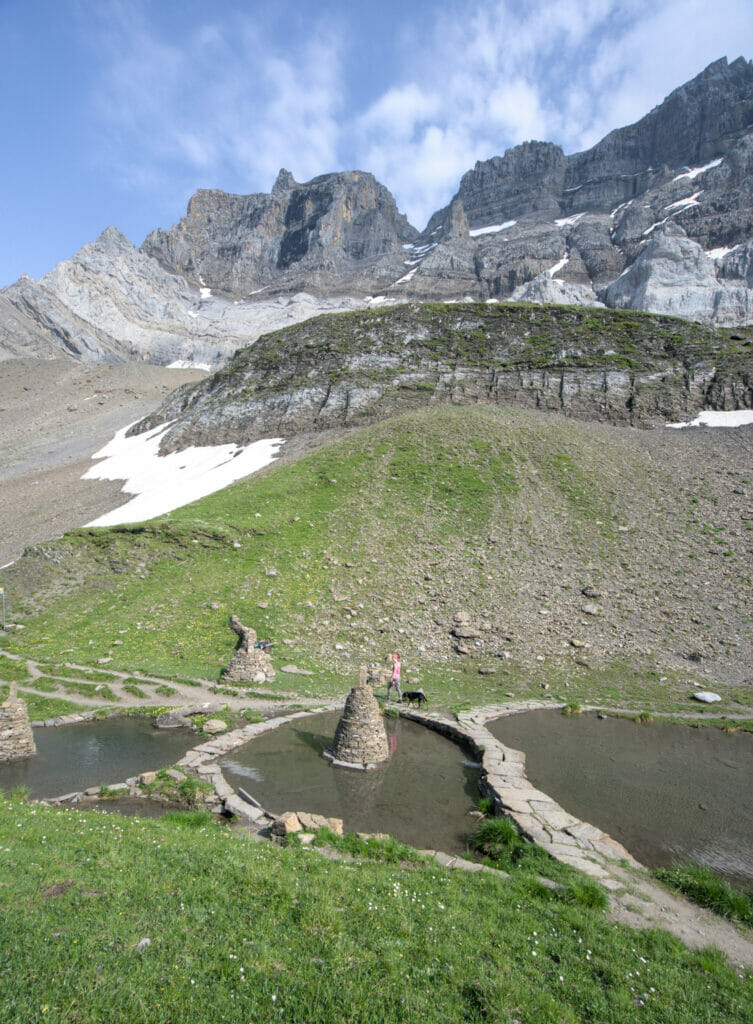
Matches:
[2,0,752,287]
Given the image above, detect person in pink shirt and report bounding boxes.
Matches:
[387,652,402,702]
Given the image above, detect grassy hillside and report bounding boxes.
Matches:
[3,404,751,712]
[1,796,751,1024]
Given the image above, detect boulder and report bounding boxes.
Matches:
[271,811,303,836]
[203,719,228,734]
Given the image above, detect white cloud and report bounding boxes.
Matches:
[350,0,753,227]
[81,0,753,236]
[87,4,342,202]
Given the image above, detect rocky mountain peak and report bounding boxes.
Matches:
[272,168,297,193]
[141,168,418,297]
[3,56,753,369]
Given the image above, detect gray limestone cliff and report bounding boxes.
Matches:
[3,56,753,370]
[132,303,753,453]
[142,169,418,298]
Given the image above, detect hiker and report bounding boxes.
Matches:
[387,652,402,702]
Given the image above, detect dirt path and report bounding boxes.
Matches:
[1,650,331,715]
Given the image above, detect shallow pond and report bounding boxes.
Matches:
[0,717,197,799]
[220,711,480,854]
[489,710,753,887]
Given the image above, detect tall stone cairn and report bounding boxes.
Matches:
[222,615,276,684]
[329,667,390,767]
[0,681,36,762]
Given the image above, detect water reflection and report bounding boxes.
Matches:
[489,711,753,887]
[0,718,197,798]
[220,711,478,854]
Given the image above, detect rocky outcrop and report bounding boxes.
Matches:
[0,228,373,368]
[132,303,753,451]
[222,616,275,684]
[604,226,753,323]
[0,682,36,762]
[142,169,418,298]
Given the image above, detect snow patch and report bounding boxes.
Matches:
[199,287,212,299]
[667,410,753,429]
[167,360,212,371]
[555,213,585,227]
[469,220,517,238]
[610,199,634,219]
[663,191,703,213]
[642,217,671,238]
[82,421,284,526]
[547,255,569,278]
[393,266,418,286]
[672,158,723,182]
[705,246,734,260]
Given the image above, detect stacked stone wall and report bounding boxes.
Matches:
[329,678,389,768]
[223,615,275,684]
[0,683,36,762]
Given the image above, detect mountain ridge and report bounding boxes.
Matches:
[2,56,753,368]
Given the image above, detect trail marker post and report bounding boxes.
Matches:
[0,587,4,631]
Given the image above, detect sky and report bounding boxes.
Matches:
[1,0,752,287]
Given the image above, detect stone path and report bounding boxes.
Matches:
[398,701,753,968]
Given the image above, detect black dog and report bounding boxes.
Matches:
[402,689,429,707]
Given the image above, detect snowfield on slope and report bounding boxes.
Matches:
[83,422,283,526]
[667,410,753,428]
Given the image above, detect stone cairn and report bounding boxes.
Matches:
[0,682,36,762]
[324,666,390,770]
[222,615,276,684]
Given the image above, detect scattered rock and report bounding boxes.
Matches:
[692,691,722,703]
[138,771,157,785]
[451,610,482,640]
[272,811,303,836]
[297,811,330,831]
[133,937,152,952]
[581,586,602,599]
[581,603,602,616]
[203,719,228,734]
[154,710,191,730]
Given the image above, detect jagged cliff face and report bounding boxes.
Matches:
[2,57,753,369]
[141,169,418,297]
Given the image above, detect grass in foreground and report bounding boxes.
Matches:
[655,861,753,929]
[0,798,751,1023]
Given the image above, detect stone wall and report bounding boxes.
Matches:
[0,682,36,762]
